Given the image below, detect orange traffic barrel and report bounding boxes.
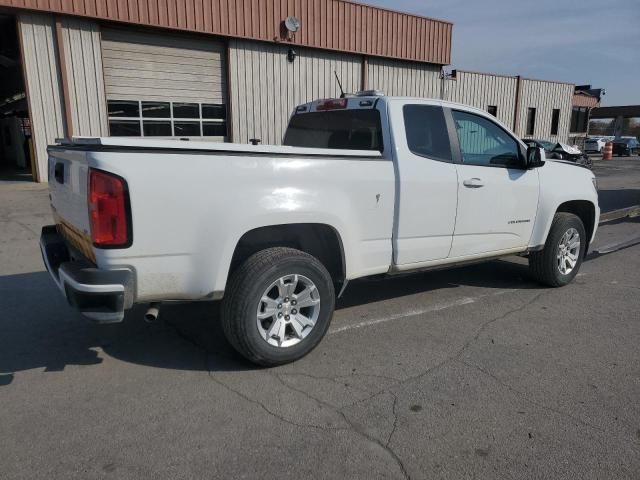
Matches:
[602,142,613,160]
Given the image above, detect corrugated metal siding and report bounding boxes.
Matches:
[367,57,441,98]
[229,39,362,145]
[444,71,518,129]
[518,79,574,143]
[18,13,65,182]
[101,28,226,103]
[454,116,503,156]
[0,0,452,65]
[60,18,108,136]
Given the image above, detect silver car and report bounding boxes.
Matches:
[584,138,606,153]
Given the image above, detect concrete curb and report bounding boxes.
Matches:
[599,206,640,225]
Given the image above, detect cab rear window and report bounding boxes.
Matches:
[283,109,383,152]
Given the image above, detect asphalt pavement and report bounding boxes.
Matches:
[592,155,640,212]
[1,160,639,480]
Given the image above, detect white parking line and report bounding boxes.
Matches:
[329,288,519,335]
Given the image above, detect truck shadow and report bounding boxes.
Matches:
[0,258,548,382]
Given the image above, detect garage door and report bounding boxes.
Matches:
[101,28,227,140]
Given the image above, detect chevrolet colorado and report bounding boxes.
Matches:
[41,93,600,365]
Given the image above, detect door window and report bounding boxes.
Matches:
[452,110,523,168]
[403,105,452,162]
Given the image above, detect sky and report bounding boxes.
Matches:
[366,0,640,106]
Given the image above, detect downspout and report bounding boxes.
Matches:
[54,17,73,139]
[361,56,369,91]
[513,75,521,135]
[224,39,234,143]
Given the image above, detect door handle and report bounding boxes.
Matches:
[463,178,484,188]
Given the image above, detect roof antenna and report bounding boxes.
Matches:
[334,71,346,98]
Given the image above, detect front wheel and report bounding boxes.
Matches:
[580,156,593,169]
[529,213,586,287]
[221,247,335,366]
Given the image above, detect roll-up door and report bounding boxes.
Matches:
[101,28,227,141]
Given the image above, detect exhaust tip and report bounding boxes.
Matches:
[144,304,161,323]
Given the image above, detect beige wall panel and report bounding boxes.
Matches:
[228,39,363,145]
[18,13,66,182]
[518,79,574,143]
[444,71,518,129]
[60,18,108,136]
[367,57,441,98]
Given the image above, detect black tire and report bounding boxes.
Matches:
[221,247,335,366]
[529,213,587,287]
[581,156,593,170]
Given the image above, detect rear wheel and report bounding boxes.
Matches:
[221,247,335,366]
[529,213,586,287]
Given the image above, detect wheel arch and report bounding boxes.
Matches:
[227,223,347,293]
[556,200,597,248]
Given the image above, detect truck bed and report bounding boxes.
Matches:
[46,137,395,303]
[60,137,383,159]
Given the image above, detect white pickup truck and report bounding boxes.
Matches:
[41,92,600,365]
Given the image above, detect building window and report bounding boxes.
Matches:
[570,107,589,133]
[551,109,560,135]
[526,108,536,136]
[487,105,498,117]
[107,100,227,138]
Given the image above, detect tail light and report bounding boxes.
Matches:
[316,98,348,111]
[88,168,132,248]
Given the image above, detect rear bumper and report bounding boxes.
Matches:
[40,225,134,323]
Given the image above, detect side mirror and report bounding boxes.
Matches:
[526,146,546,169]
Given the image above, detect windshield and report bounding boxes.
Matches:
[283,109,383,152]
[539,141,557,150]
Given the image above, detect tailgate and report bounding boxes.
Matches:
[47,148,95,262]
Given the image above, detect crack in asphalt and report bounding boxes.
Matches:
[280,371,403,385]
[460,360,606,433]
[458,292,546,357]
[350,291,548,404]
[211,362,411,479]
[206,367,348,432]
[163,290,551,480]
[386,392,400,448]
[271,372,351,409]
[163,320,411,478]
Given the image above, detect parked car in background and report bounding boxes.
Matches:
[521,139,556,154]
[612,138,640,156]
[522,139,592,169]
[584,137,606,153]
